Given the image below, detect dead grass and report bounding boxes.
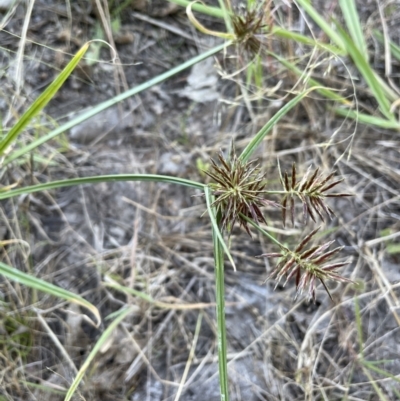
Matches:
[1,0,400,400]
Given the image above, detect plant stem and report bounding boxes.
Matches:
[212,213,230,401]
[263,190,287,195]
[240,214,285,248]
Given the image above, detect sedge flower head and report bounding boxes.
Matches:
[205,147,276,236]
[231,8,265,56]
[258,227,353,301]
[280,163,352,226]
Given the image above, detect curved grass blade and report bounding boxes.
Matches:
[187,1,233,39]
[64,307,133,401]
[204,185,236,271]
[0,43,89,157]
[334,107,400,130]
[0,174,205,200]
[0,260,100,327]
[239,88,321,163]
[4,43,228,165]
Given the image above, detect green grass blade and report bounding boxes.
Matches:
[217,0,233,33]
[361,361,400,384]
[0,174,205,201]
[105,280,212,310]
[374,30,400,61]
[295,0,345,50]
[64,307,133,401]
[335,24,393,119]
[212,219,230,401]
[392,387,400,399]
[104,281,155,304]
[21,381,66,396]
[239,214,284,248]
[204,186,236,271]
[239,88,319,163]
[271,27,345,55]
[334,107,400,130]
[0,260,100,327]
[360,365,390,401]
[0,43,89,157]
[339,0,367,59]
[4,43,228,165]
[168,0,225,18]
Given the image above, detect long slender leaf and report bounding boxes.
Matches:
[0,260,100,327]
[168,0,225,18]
[361,361,400,384]
[4,43,228,165]
[0,44,89,157]
[374,30,400,62]
[64,307,133,401]
[271,27,345,55]
[360,365,390,401]
[105,280,213,310]
[334,107,400,130]
[339,0,367,59]
[335,24,393,120]
[239,88,320,163]
[0,174,205,200]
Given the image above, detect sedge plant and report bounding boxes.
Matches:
[177,0,400,131]
[0,9,355,401]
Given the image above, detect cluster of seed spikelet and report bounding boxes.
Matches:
[206,148,352,301]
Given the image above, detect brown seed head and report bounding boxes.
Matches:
[280,163,352,226]
[258,227,353,301]
[205,147,276,236]
[231,8,265,56]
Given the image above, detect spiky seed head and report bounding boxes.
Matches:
[280,163,352,226]
[258,228,353,301]
[205,148,276,236]
[231,8,265,56]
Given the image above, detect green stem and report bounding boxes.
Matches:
[240,214,285,248]
[212,213,230,401]
[168,0,225,18]
[263,190,286,195]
